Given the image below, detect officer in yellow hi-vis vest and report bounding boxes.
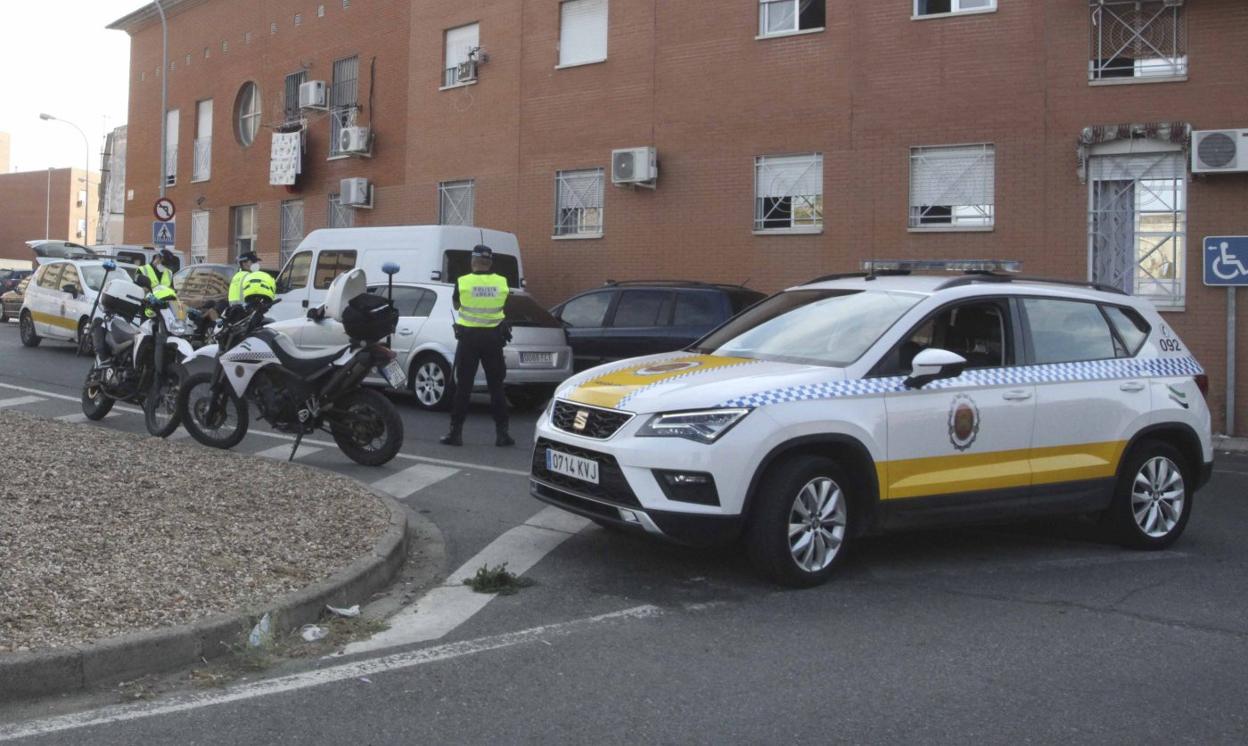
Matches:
[228,251,260,306]
[137,249,176,292]
[441,245,513,447]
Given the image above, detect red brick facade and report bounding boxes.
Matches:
[0,168,99,262]
[113,0,1248,434]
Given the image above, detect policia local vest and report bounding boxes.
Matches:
[139,263,172,290]
[455,273,509,328]
[228,270,248,304]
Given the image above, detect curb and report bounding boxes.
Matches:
[1213,435,1248,454]
[0,484,412,703]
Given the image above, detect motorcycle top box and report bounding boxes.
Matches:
[342,293,398,342]
[101,279,145,320]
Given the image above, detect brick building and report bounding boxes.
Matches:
[109,0,1248,434]
[0,168,100,262]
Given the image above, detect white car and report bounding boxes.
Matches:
[269,281,573,411]
[531,261,1213,587]
[19,260,136,353]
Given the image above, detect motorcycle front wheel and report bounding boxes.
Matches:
[144,368,183,438]
[329,388,404,466]
[179,371,249,449]
[81,367,115,420]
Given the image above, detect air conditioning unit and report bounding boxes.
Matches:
[1192,129,1248,174]
[456,60,478,84]
[340,177,372,209]
[338,125,371,156]
[298,80,327,110]
[612,147,658,187]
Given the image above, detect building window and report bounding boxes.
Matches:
[754,154,823,232]
[234,82,261,147]
[758,0,825,37]
[554,169,604,237]
[204,47,210,59]
[444,23,480,87]
[222,39,229,53]
[318,5,326,18]
[909,144,995,229]
[328,193,354,228]
[165,109,179,187]
[294,13,302,26]
[1089,1,1187,82]
[558,0,608,68]
[329,56,359,156]
[280,200,305,264]
[1089,150,1186,309]
[270,22,278,35]
[284,70,308,122]
[192,99,212,182]
[190,210,209,264]
[914,0,996,18]
[231,204,258,261]
[439,180,475,226]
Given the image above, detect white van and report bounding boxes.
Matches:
[94,244,187,273]
[269,226,524,322]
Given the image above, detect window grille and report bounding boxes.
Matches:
[1089,0,1186,81]
[554,169,604,236]
[754,154,823,232]
[190,210,209,264]
[280,200,305,264]
[1088,150,1186,309]
[758,0,825,36]
[328,193,354,228]
[444,23,480,86]
[909,144,995,228]
[559,0,608,67]
[284,70,308,122]
[231,204,258,261]
[439,180,475,226]
[165,109,179,186]
[235,82,261,147]
[329,56,359,155]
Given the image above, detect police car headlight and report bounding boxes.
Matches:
[636,408,750,444]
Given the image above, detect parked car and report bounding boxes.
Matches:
[550,281,766,371]
[270,225,525,322]
[1,269,32,294]
[26,240,99,266]
[1,277,30,323]
[268,281,571,411]
[18,260,136,352]
[172,262,234,309]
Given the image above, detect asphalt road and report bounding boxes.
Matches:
[1,321,1246,744]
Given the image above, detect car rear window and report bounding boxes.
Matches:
[1102,305,1150,357]
[611,290,673,328]
[506,294,561,327]
[673,291,722,327]
[1023,298,1118,364]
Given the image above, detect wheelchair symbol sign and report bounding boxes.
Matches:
[1204,237,1248,286]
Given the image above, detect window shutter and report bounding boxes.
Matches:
[1088,151,1184,182]
[197,100,213,138]
[756,155,822,199]
[445,24,480,71]
[910,145,994,207]
[558,170,603,209]
[560,0,608,66]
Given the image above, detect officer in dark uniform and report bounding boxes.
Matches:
[441,245,514,447]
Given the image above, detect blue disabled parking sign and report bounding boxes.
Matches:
[1204,236,1248,286]
[152,220,175,247]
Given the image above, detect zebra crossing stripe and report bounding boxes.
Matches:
[370,463,459,499]
[255,444,324,461]
[0,395,45,408]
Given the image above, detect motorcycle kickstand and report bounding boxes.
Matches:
[289,431,305,462]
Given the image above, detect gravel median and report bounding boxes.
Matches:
[0,410,390,654]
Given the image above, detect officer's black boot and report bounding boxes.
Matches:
[440,426,463,447]
[495,425,515,448]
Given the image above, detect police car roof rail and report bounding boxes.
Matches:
[602,279,750,290]
[937,274,1129,295]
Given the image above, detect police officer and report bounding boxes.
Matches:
[229,251,260,306]
[441,245,514,447]
[240,269,276,306]
[138,248,176,292]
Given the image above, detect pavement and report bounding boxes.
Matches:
[1,320,1246,744]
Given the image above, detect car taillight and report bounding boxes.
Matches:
[1195,374,1209,399]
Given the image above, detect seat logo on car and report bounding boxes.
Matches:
[948,394,981,451]
[573,410,590,431]
[635,361,702,376]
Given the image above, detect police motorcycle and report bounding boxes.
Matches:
[177,265,407,466]
[80,261,198,438]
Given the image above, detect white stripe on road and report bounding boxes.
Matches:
[0,395,44,408]
[255,444,324,461]
[0,382,143,415]
[344,506,591,655]
[0,605,662,742]
[166,429,192,441]
[370,464,459,499]
[56,412,90,423]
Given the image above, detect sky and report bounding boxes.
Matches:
[0,0,140,174]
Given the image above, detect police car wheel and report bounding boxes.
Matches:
[747,455,852,588]
[1105,440,1192,550]
[410,354,452,411]
[19,311,40,347]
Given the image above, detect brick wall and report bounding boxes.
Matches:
[0,168,99,262]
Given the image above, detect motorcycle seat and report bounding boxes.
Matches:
[252,329,349,377]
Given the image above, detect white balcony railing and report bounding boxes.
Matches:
[165,145,178,186]
[192,137,212,181]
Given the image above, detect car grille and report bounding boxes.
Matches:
[531,438,640,507]
[551,400,633,440]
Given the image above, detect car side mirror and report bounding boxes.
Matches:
[62,283,79,298]
[307,305,327,321]
[904,348,968,389]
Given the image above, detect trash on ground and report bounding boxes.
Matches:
[327,604,361,618]
[300,624,328,642]
[248,612,272,648]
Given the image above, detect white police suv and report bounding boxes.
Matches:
[530,261,1213,587]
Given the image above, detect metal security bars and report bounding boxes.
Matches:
[754,154,823,232]
[328,193,354,228]
[1089,0,1187,81]
[280,199,304,264]
[554,169,604,236]
[438,180,475,226]
[909,144,995,229]
[444,24,479,87]
[284,70,308,122]
[329,56,359,156]
[1088,150,1186,309]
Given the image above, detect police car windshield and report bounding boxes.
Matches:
[81,265,134,291]
[693,289,921,367]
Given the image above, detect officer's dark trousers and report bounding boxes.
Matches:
[450,326,508,430]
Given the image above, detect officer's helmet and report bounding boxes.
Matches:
[242,271,276,304]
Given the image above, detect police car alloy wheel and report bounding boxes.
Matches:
[746,455,854,587]
[1105,440,1192,549]
[19,311,39,347]
[410,354,451,411]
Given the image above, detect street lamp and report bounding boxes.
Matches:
[39,113,92,244]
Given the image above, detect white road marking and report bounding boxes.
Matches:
[166,429,192,441]
[0,395,44,408]
[344,506,591,655]
[255,444,324,461]
[0,605,662,742]
[0,382,142,415]
[55,412,91,423]
[370,463,459,499]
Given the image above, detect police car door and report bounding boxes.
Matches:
[879,298,1036,519]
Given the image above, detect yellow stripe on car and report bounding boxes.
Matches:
[30,310,79,332]
[564,355,758,409]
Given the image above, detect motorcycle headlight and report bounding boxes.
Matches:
[168,320,189,336]
[636,408,751,444]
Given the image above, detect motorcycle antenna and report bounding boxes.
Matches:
[382,262,400,348]
[80,259,117,358]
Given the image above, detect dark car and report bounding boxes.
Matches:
[172,263,235,309]
[0,269,32,294]
[550,281,766,371]
[1,276,30,323]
